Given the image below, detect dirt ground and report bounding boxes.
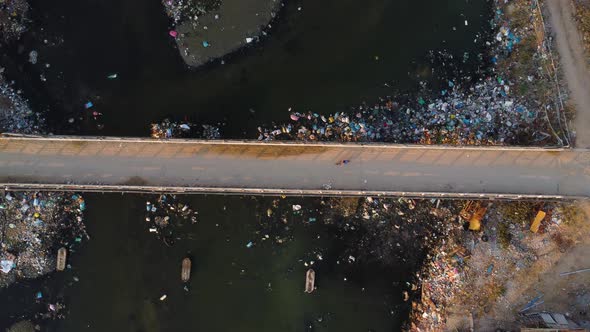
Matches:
[408,200,590,332]
[444,202,590,332]
[572,0,590,55]
[547,0,590,147]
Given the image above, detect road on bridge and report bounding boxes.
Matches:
[0,137,589,199]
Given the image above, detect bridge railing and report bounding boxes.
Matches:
[0,183,577,201]
[0,133,574,151]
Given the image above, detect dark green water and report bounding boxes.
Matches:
[0,0,491,330]
[1,194,408,331]
[4,0,490,137]
[63,195,408,332]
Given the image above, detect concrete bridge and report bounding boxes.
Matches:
[0,135,589,200]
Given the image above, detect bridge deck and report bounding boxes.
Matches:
[0,136,589,199]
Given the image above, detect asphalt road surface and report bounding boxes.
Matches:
[0,137,589,198]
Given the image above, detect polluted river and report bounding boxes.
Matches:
[0,0,493,330]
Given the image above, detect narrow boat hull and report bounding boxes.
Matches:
[181,258,191,282]
[56,247,67,271]
[305,269,315,293]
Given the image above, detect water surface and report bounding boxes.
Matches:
[2,194,410,331]
[3,0,489,137]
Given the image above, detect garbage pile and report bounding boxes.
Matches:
[257,76,537,145]
[256,0,562,146]
[259,196,457,269]
[0,0,29,41]
[491,0,568,144]
[409,236,466,331]
[0,0,45,135]
[406,200,586,331]
[144,194,198,245]
[325,197,457,268]
[0,192,88,288]
[151,118,221,139]
[251,195,459,299]
[0,74,44,134]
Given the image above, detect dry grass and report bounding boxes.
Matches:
[473,201,590,330]
[329,197,360,217]
[497,201,537,226]
[558,201,586,225]
[573,0,590,55]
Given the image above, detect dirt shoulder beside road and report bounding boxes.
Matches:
[547,1,590,147]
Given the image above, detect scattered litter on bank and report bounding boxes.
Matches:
[0,192,88,288]
[0,74,44,134]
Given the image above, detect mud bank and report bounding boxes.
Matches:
[165,0,282,67]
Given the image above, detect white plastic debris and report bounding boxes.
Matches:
[1,260,13,273]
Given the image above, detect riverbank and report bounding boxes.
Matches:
[254,0,569,146]
[0,0,45,135]
[0,192,88,288]
[401,4,590,328]
[548,0,590,147]
[0,73,44,134]
[408,201,590,331]
[153,0,569,146]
